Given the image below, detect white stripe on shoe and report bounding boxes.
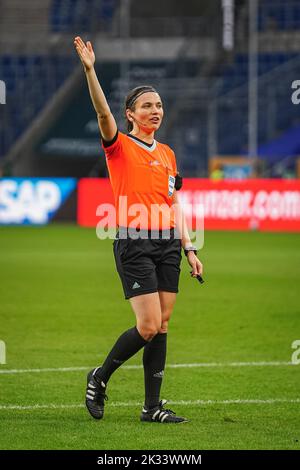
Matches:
[152,409,161,420]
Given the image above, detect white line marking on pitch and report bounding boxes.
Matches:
[0,361,296,375]
[0,398,299,411]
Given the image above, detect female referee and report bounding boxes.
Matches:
[74,36,203,424]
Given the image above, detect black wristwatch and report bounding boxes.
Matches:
[184,246,198,257]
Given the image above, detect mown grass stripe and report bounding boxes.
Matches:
[1,398,300,411]
[0,361,295,375]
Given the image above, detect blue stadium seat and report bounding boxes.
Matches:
[259,0,300,31]
[0,54,76,157]
[49,0,117,33]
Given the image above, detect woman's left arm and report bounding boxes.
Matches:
[172,189,203,277]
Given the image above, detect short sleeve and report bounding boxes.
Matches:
[101,131,123,160]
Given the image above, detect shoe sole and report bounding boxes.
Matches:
[140,417,188,424]
[86,401,104,420]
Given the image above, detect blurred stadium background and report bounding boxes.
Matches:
[0,0,300,451]
[1,0,300,229]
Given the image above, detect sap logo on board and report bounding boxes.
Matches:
[0,178,76,224]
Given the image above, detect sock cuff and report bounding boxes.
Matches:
[151,332,167,343]
[133,326,149,345]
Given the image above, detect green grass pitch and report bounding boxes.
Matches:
[0,225,299,450]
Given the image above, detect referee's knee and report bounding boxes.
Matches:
[138,325,160,342]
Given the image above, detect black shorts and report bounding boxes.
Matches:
[113,227,182,300]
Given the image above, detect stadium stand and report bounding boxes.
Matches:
[0,0,299,178]
[0,55,76,158]
[50,0,117,33]
[258,0,300,32]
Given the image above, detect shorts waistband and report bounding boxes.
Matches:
[117,226,180,240]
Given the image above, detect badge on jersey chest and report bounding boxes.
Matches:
[168,175,175,197]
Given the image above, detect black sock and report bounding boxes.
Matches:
[94,326,148,384]
[143,332,167,409]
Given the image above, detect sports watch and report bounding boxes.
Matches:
[184,246,198,257]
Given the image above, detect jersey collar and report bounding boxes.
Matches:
[127,134,157,152]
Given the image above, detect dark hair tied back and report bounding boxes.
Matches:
[124,85,158,132]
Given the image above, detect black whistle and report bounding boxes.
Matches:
[190,272,204,284]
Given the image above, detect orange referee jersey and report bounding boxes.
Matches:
[102,131,177,230]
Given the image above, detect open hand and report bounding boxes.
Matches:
[74,36,95,71]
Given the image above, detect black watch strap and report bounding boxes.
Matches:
[184,246,197,256]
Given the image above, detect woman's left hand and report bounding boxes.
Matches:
[74,36,95,71]
[187,252,203,277]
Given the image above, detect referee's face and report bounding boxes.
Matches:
[132,92,164,131]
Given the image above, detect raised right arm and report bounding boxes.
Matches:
[74,36,117,142]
